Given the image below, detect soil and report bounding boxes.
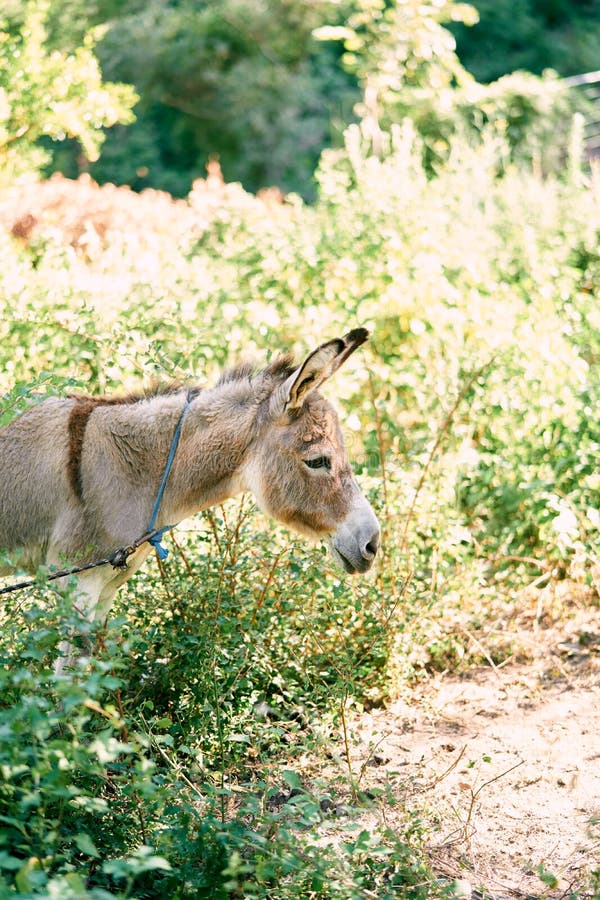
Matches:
[321,605,600,898]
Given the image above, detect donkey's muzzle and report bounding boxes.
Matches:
[331,511,380,575]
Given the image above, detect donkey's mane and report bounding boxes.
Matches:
[216,354,296,388]
[68,351,297,406]
[67,382,191,406]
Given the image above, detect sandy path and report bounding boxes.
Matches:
[334,642,600,896]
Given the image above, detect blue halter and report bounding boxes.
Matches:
[146,394,193,560]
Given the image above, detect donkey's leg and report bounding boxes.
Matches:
[54,546,153,674]
[54,568,117,674]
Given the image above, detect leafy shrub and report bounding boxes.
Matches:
[317,1,587,177]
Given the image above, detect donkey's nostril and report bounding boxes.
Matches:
[363,532,380,560]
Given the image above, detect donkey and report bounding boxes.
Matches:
[0,329,380,637]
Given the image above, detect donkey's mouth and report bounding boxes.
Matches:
[331,546,373,575]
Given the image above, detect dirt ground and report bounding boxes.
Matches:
[327,605,600,898]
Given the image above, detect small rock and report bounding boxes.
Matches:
[366,754,389,767]
[451,878,472,899]
[253,701,278,721]
[333,804,351,817]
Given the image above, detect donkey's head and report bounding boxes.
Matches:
[244,329,380,574]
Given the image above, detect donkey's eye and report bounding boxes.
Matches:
[304,456,331,471]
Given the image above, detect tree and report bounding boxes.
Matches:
[315,0,479,160]
[86,0,357,199]
[0,0,137,183]
[450,0,600,82]
[317,0,585,175]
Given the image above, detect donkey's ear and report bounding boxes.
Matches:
[274,328,369,414]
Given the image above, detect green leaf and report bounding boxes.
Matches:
[74,833,100,858]
[281,770,303,791]
[0,852,23,871]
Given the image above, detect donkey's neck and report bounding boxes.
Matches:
[158,382,259,524]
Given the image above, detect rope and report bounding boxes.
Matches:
[0,393,194,596]
[0,528,163,596]
[146,395,193,559]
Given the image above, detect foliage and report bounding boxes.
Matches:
[0,113,599,893]
[316,0,585,176]
[0,0,137,184]
[316,0,478,101]
[0,530,437,897]
[34,0,600,198]
[82,0,357,199]
[451,0,600,82]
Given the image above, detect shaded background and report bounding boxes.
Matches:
[29,0,600,198]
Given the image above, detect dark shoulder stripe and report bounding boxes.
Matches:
[67,395,138,500]
[67,399,98,501]
[66,386,201,500]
